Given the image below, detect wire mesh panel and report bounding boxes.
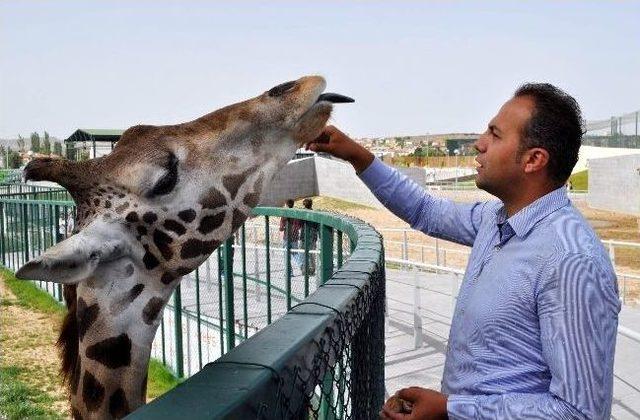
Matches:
[131,209,386,420]
[1,188,386,418]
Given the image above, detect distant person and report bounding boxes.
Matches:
[307,84,619,419]
[299,198,318,276]
[567,180,573,191]
[279,199,301,274]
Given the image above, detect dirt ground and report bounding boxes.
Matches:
[309,194,640,304]
[0,276,70,418]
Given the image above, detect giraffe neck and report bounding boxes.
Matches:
[68,260,173,419]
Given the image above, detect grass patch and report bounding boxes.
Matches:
[1,267,64,316]
[1,267,180,402]
[296,196,375,212]
[0,366,64,420]
[147,359,182,400]
[569,170,588,191]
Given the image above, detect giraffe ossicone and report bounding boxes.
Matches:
[15,75,352,419]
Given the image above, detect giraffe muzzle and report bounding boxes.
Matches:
[316,93,355,104]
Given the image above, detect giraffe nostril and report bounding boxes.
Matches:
[89,251,100,261]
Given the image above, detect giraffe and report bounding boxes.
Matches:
[15,75,353,419]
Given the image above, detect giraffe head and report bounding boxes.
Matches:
[15,75,352,418]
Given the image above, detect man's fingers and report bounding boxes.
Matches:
[396,387,425,402]
[380,406,408,420]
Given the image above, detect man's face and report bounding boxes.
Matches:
[474,95,535,197]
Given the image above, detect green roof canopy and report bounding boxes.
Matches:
[64,128,125,143]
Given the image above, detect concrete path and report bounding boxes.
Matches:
[384,267,640,419]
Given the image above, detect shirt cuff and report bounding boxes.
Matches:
[447,394,477,419]
[358,157,393,189]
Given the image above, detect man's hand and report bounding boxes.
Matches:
[380,387,448,420]
[306,125,374,173]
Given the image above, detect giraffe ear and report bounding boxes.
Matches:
[15,221,128,284]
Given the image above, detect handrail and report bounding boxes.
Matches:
[130,208,386,419]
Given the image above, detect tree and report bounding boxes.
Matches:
[7,147,21,168]
[30,132,41,153]
[53,141,63,156]
[17,135,26,152]
[395,137,406,148]
[42,131,51,154]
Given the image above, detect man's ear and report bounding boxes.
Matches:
[15,221,128,284]
[523,147,550,174]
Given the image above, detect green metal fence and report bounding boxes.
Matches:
[0,185,386,418]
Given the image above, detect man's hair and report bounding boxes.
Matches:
[514,83,584,185]
[285,199,294,208]
[302,198,313,209]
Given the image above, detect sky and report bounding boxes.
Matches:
[1,1,639,140]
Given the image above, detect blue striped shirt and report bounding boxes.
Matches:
[360,158,620,419]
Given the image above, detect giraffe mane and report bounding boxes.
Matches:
[57,285,81,398]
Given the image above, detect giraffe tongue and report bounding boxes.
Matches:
[316,93,355,103]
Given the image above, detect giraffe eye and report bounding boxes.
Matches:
[148,154,179,197]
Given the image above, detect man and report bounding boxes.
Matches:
[307,84,620,419]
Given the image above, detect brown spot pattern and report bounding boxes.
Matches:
[223,167,254,199]
[198,211,226,234]
[125,211,139,223]
[142,245,160,270]
[77,298,100,341]
[231,209,247,231]
[142,297,165,325]
[108,388,130,418]
[142,212,158,224]
[180,238,220,259]
[85,333,132,369]
[200,187,226,209]
[153,229,173,260]
[82,371,105,412]
[164,219,186,235]
[177,209,196,223]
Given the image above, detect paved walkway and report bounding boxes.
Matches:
[384,268,640,419]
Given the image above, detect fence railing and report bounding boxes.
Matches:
[0,187,386,419]
[380,227,640,307]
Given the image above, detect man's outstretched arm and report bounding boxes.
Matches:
[308,126,486,246]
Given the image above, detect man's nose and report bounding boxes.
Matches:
[474,136,486,153]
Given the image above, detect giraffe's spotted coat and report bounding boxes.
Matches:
[85,333,132,369]
[177,209,196,223]
[108,388,130,418]
[77,298,100,341]
[142,297,164,325]
[82,371,105,412]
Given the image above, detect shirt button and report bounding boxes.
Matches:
[495,245,501,250]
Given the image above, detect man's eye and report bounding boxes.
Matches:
[149,154,178,197]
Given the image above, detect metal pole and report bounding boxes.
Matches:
[224,237,235,350]
[265,216,272,324]
[173,287,184,377]
[402,230,408,260]
[196,267,202,370]
[241,224,248,339]
[413,267,423,349]
[285,219,292,310]
[320,224,334,284]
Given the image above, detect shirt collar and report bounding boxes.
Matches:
[494,186,570,238]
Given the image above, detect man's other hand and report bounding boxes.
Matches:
[306,125,374,173]
[380,387,448,420]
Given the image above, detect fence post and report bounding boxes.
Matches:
[265,216,272,324]
[253,225,260,302]
[285,220,292,310]
[608,242,616,266]
[0,202,5,266]
[402,230,408,260]
[223,237,236,350]
[21,203,29,265]
[173,286,184,377]
[413,266,423,349]
[320,223,334,284]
